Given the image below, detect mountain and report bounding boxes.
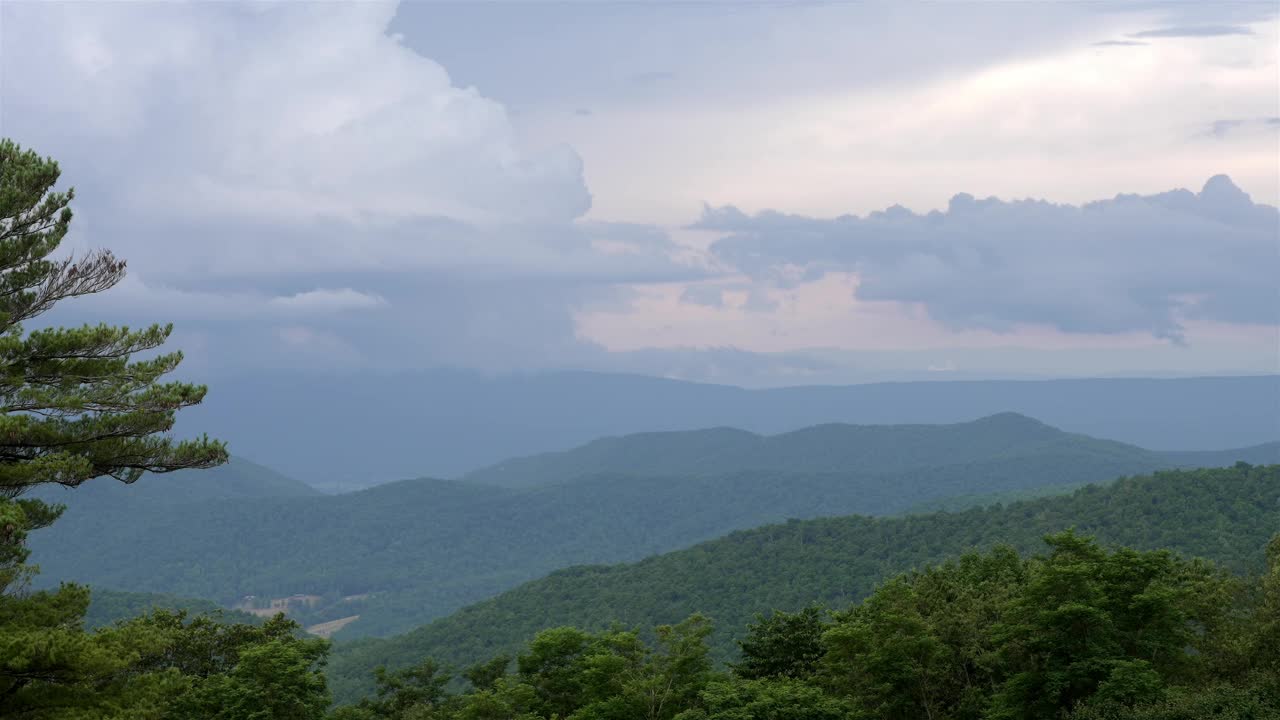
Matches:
[325,463,1280,703]
[29,416,1273,639]
[177,370,1280,489]
[463,412,1273,488]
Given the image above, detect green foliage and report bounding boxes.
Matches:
[0,584,178,718]
[84,588,261,630]
[0,139,271,719]
[135,613,331,720]
[326,534,1280,720]
[984,533,1224,719]
[1,591,331,719]
[732,605,827,681]
[167,637,330,720]
[327,464,1280,702]
[1070,683,1280,720]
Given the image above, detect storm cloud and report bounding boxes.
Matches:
[696,176,1279,342]
[0,0,697,373]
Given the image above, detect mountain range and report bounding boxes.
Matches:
[176,371,1280,490]
[30,413,1278,640]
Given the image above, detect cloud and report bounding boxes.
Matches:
[268,288,386,313]
[0,1,591,227]
[1201,117,1280,139]
[0,1,707,374]
[1091,40,1148,47]
[1209,119,1246,137]
[695,176,1280,342]
[5,0,1276,383]
[1129,25,1254,38]
[679,285,725,309]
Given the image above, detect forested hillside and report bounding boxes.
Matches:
[325,464,1280,702]
[34,418,1268,638]
[326,533,1280,720]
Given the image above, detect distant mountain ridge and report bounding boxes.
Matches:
[463,412,1277,488]
[31,415,1276,641]
[178,371,1280,488]
[325,463,1280,703]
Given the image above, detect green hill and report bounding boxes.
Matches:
[28,418,1275,640]
[325,463,1280,702]
[463,413,1278,489]
[461,412,1155,488]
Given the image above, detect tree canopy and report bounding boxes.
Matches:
[325,534,1280,720]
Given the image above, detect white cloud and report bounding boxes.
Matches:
[1,0,589,230]
[4,1,1276,382]
[268,288,386,313]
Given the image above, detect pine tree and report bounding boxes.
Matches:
[0,138,227,592]
[0,138,228,716]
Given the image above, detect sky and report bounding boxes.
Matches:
[0,0,1277,387]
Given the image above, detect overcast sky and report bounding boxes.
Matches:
[1,0,1276,386]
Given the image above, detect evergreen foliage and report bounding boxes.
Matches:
[0,139,269,719]
[0,138,226,592]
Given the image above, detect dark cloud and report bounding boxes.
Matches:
[1129,25,1254,38]
[3,2,711,376]
[695,176,1279,341]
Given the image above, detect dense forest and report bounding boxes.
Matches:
[326,464,1280,702]
[13,529,1278,719]
[321,532,1280,720]
[32,419,1277,637]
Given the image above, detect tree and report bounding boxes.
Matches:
[732,605,828,681]
[331,660,452,720]
[822,546,1026,720]
[987,532,1232,720]
[463,655,511,692]
[675,678,850,720]
[0,138,226,715]
[0,138,226,590]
